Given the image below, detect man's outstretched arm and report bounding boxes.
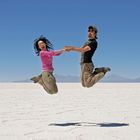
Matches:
[64,46,91,53]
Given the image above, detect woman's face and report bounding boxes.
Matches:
[38,40,46,50]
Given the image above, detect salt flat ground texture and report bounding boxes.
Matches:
[0,83,140,140]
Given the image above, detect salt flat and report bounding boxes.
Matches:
[0,83,140,140]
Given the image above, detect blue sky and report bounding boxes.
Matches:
[0,0,140,81]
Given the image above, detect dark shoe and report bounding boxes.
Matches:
[94,67,111,74]
[103,67,111,73]
[30,74,42,83]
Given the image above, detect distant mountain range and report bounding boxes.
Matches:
[13,74,140,83]
[100,74,140,83]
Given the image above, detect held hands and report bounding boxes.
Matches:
[63,46,73,52]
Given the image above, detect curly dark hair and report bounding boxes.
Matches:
[33,35,53,56]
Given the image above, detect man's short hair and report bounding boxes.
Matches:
[88,25,98,33]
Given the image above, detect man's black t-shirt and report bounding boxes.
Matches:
[81,39,97,63]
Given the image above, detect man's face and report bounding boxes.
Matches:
[88,29,96,39]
